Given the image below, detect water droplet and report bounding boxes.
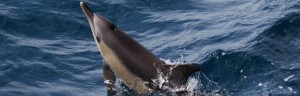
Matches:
[221,52,226,56]
[284,75,294,82]
[288,87,293,92]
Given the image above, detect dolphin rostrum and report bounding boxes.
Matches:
[80,2,200,94]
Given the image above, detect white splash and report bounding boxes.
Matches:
[156,70,168,89]
[160,58,185,64]
[186,78,199,91]
[104,80,112,84]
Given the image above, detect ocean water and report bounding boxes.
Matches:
[0,0,300,95]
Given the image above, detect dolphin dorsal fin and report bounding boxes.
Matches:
[162,64,200,86]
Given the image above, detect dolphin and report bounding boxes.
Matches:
[80,2,200,94]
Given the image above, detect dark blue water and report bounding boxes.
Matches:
[0,0,300,95]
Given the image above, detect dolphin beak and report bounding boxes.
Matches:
[80,2,95,32]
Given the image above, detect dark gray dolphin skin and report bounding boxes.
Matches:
[80,2,200,94]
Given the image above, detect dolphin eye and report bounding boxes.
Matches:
[110,24,117,31]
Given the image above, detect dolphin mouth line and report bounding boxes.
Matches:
[80,2,94,22]
[80,2,95,33]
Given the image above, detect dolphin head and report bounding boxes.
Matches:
[80,2,117,43]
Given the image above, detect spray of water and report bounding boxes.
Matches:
[111,56,225,95]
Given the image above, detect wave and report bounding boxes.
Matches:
[252,13,300,64]
[198,13,300,95]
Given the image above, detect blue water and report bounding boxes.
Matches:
[0,0,299,95]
